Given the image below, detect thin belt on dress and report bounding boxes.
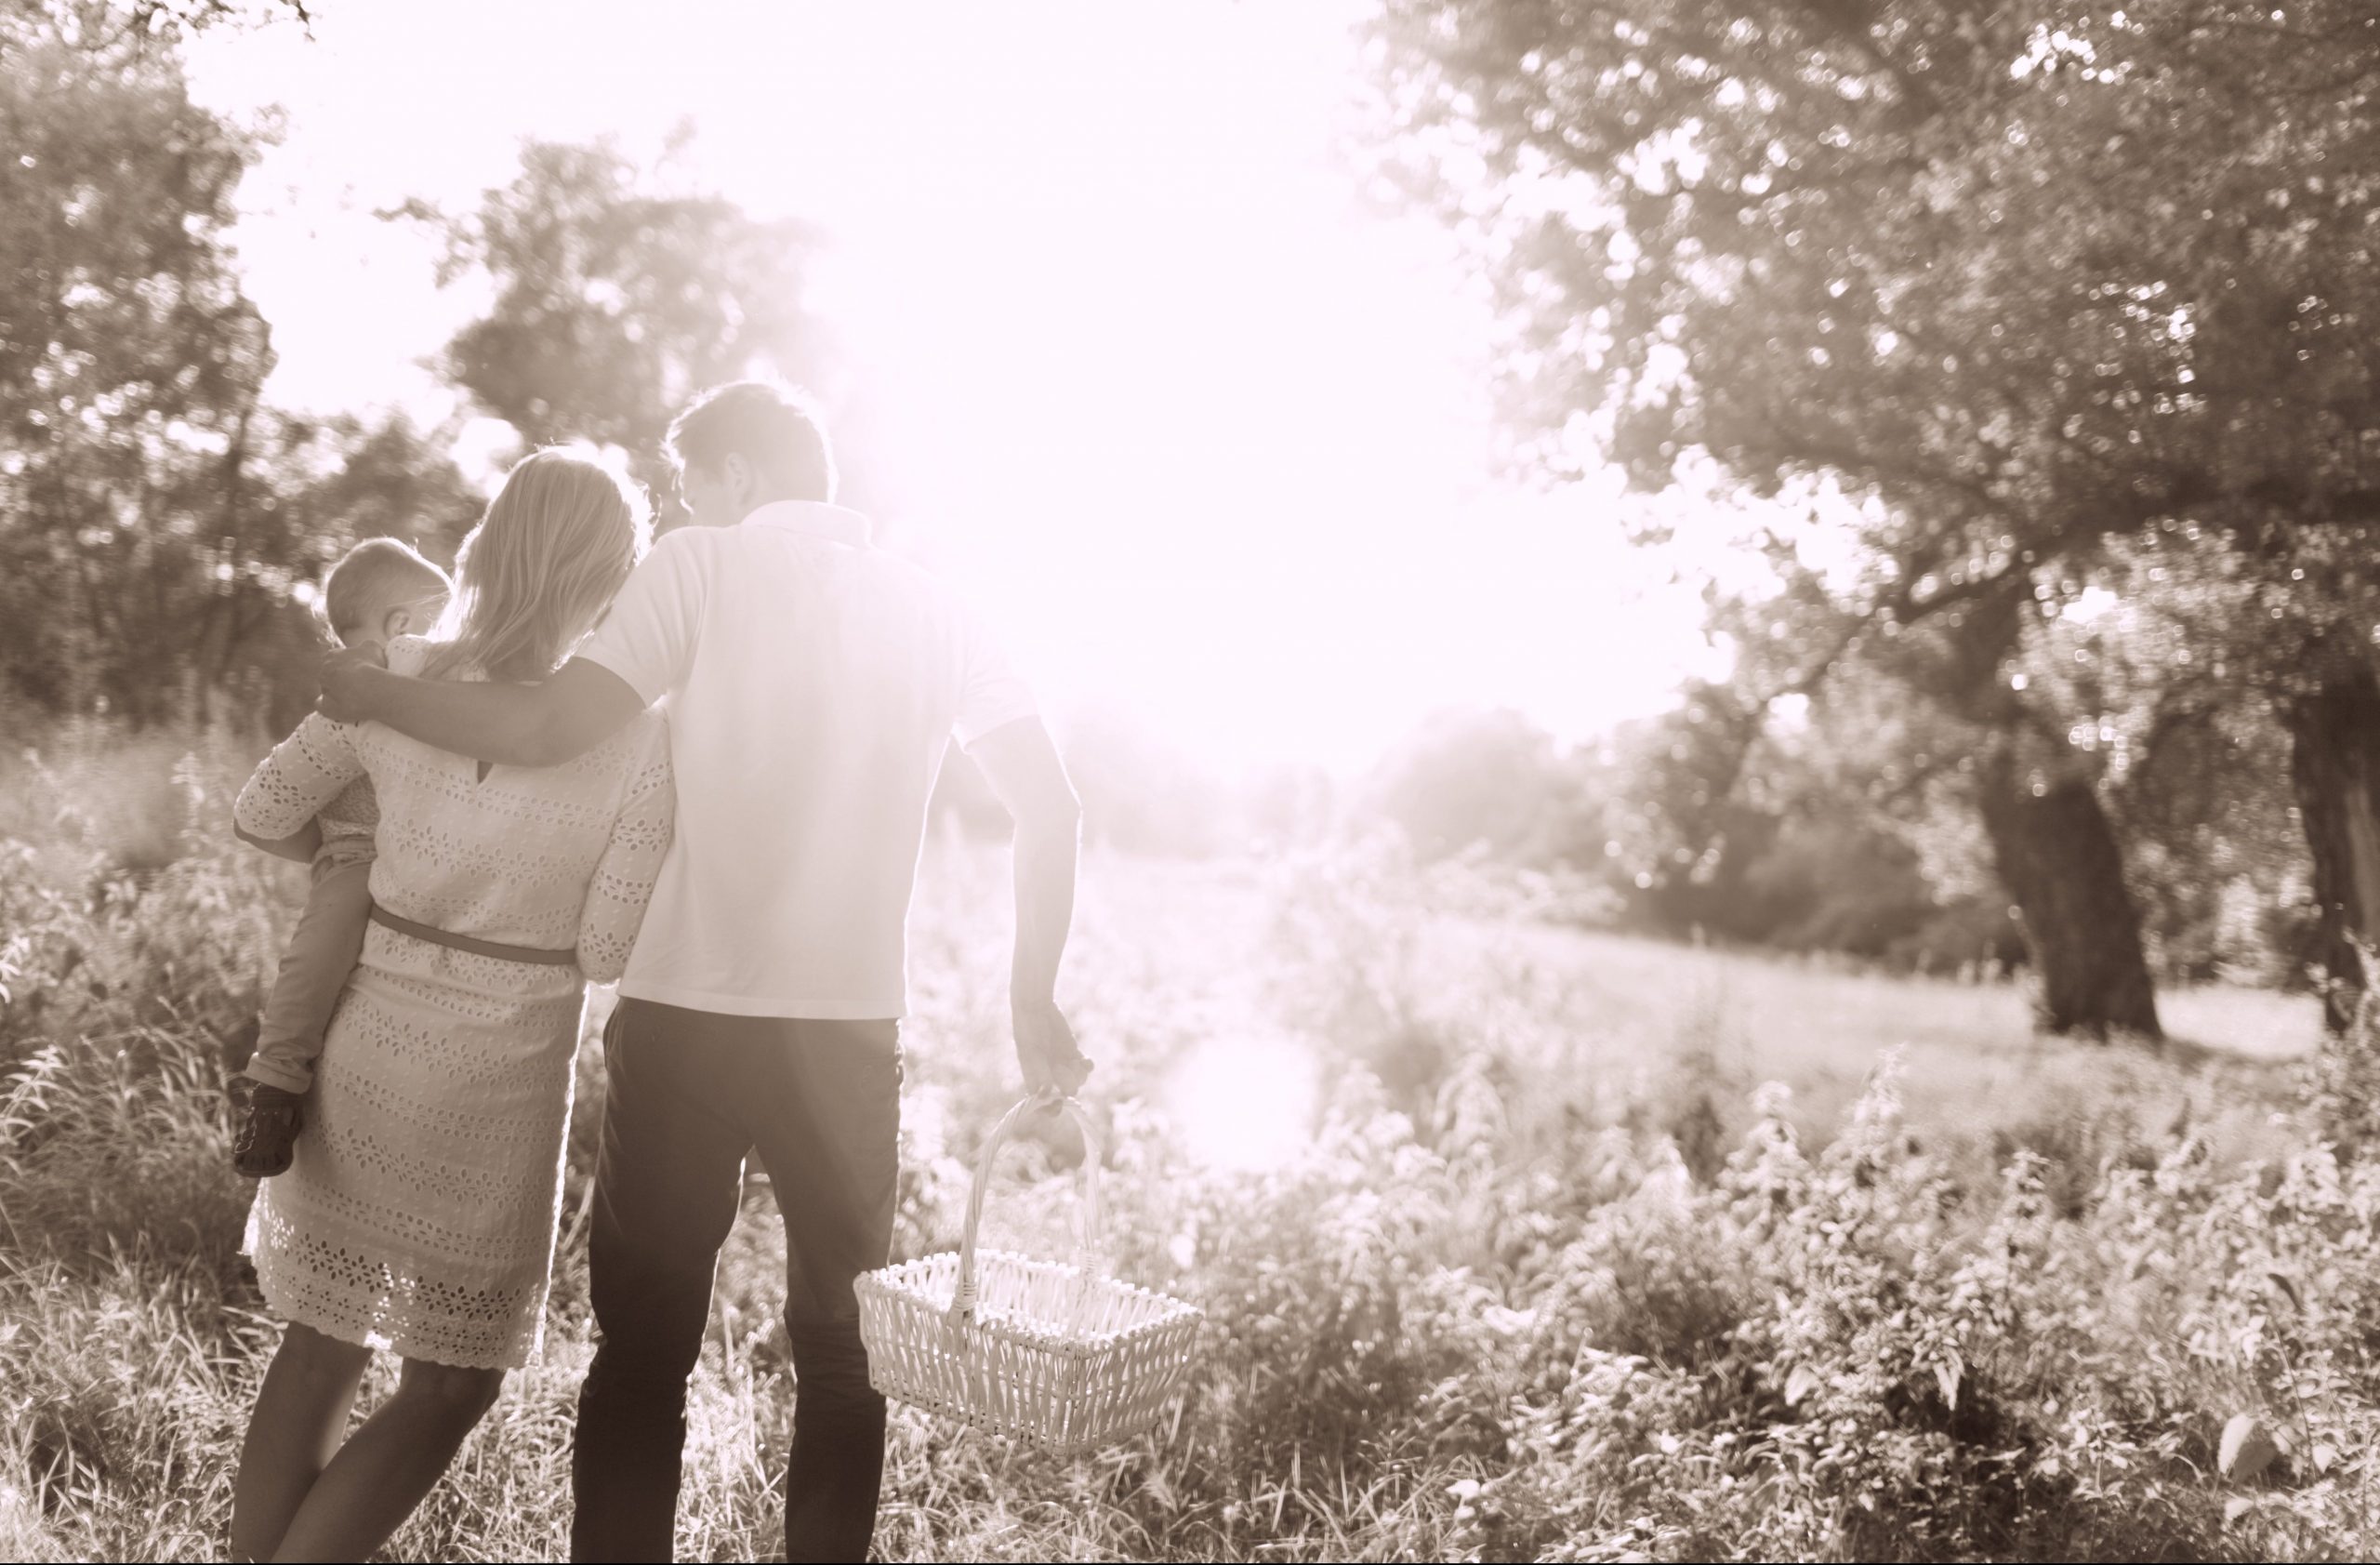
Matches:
[368,903,578,966]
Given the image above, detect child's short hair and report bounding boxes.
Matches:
[322,537,452,640]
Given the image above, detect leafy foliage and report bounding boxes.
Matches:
[1,12,271,721]
[0,10,478,728]
[4,732,2365,1560]
[1374,2,2380,554]
[1372,0,2380,1026]
[413,139,832,524]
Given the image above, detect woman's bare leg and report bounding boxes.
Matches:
[267,1354,506,1562]
[230,1323,373,1563]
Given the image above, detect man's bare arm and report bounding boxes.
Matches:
[968,716,1091,1096]
[319,649,648,767]
[234,819,322,865]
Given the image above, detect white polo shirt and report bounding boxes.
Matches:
[577,500,1038,1019]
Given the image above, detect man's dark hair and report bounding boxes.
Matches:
[666,379,838,502]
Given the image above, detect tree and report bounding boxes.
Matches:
[1368,706,1580,861]
[0,8,471,729]
[1600,671,2025,970]
[2046,522,2352,997]
[1375,0,2380,1030]
[1,7,275,723]
[413,139,834,525]
[6,0,313,51]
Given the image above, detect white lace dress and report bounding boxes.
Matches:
[231,636,673,1370]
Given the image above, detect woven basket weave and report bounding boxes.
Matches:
[855,1094,1202,1455]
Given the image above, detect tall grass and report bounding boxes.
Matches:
[2,735,2371,1561]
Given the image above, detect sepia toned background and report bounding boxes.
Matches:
[8,1,2380,1558]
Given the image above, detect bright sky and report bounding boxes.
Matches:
[187,0,1724,777]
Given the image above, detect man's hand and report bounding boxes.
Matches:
[1014,1000,1091,1098]
[316,642,390,724]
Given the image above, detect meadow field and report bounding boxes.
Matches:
[4,726,2378,1561]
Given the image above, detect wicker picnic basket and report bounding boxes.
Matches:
[855,1093,1203,1455]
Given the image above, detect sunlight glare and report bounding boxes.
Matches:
[1169,1032,1321,1173]
[186,0,1721,775]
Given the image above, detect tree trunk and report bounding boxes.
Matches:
[2282,664,2380,1032]
[1975,749,2164,1041]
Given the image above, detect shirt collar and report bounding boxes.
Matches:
[740,500,872,548]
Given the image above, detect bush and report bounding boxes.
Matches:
[2,734,2373,1560]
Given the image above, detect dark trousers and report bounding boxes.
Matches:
[570,998,902,1563]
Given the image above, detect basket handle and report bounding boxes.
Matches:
[946,1088,1104,1327]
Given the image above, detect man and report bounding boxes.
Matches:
[318,380,1091,1563]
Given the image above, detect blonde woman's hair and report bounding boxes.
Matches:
[426,448,651,683]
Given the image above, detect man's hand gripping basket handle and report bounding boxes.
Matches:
[945,1089,1104,1329]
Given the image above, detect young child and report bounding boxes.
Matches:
[229,537,452,1177]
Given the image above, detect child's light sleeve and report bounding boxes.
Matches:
[233,714,368,841]
[575,717,675,985]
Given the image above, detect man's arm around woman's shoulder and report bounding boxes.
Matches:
[318,646,647,768]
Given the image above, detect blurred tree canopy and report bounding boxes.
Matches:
[1376,0,2380,1031]
[406,139,833,527]
[1,0,2357,1016]
[1368,706,1587,861]
[5,7,276,723]
[5,0,311,48]
[0,20,847,732]
[0,7,474,729]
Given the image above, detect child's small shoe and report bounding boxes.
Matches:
[230,1079,304,1178]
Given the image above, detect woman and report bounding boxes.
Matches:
[226,449,673,1563]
